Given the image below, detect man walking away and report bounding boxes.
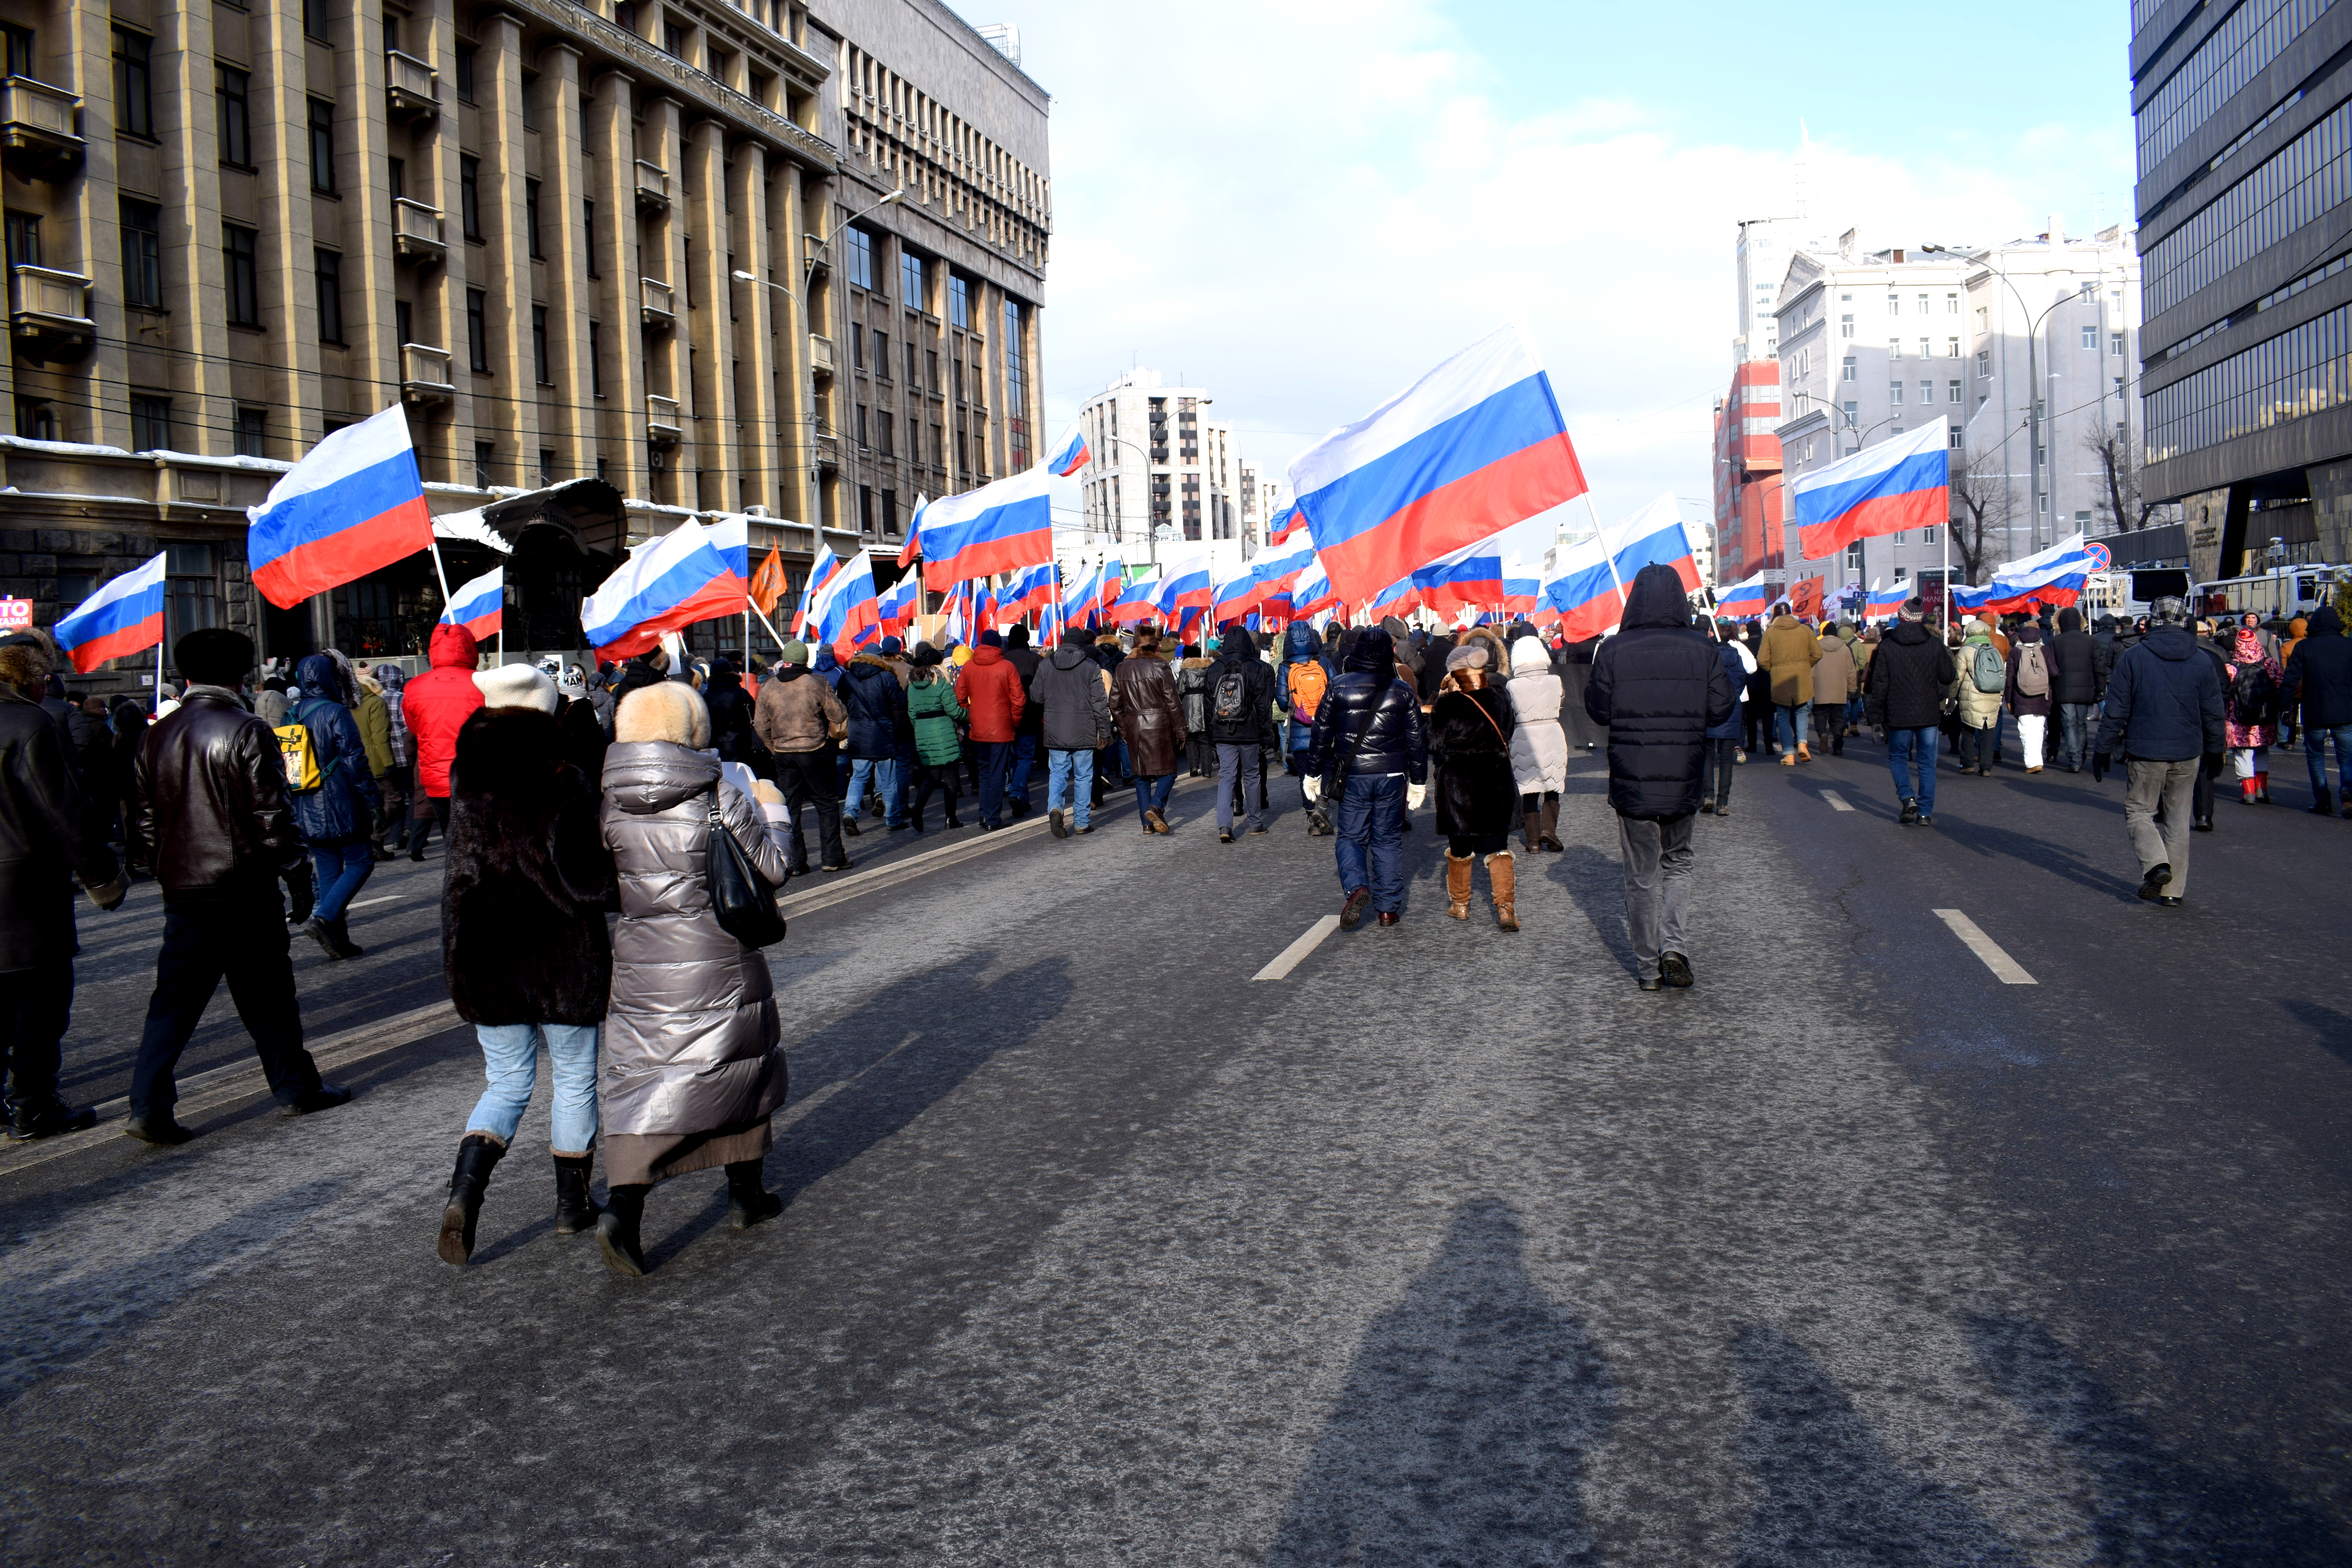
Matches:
[2283,605,2352,815]
[0,633,124,1140]
[953,629,1026,831]
[1700,621,1751,815]
[752,640,851,872]
[1812,625,1857,755]
[1865,599,1958,825]
[1002,625,1043,819]
[838,644,909,835]
[1760,604,1820,764]
[1303,628,1426,929]
[1585,565,1735,990]
[1111,628,1185,833]
[1284,626,1337,832]
[1029,626,1114,837]
[286,653,383,959]
[2092,597,2225,909]
[128,628,348,1143]
[402,622,485,860]
[1208,624,1280,842]
[2050,607,2102,772]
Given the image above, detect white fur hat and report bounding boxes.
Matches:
[473,663,559,714]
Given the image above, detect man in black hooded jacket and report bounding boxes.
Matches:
[1864,599,1958,824]
[2284,605,2352,815]
[1585,564,1735,990]
[1207,624,1279,840]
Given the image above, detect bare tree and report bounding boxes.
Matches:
[1948,450,2014,585]
[2083,427,2172,533]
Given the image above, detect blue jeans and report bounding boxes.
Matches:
[1134,772,1174,826]
[974,740,1013,826]
[1773,701,1812,751]
[467,1022,600,1155]
[2307,723,2352,798]
[1046,748,1093,828]
[1009,734,1038,805]
[1887,726,1936,813]
[309,837,376,923]
[844,757,901,825]
[2058,702,2094,769]
[1335,773,1406,913]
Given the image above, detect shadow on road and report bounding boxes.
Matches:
[1548,846,1638,977]
[2277,998,2352,1070]
[1265,1196,1615,1565]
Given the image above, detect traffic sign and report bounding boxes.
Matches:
[2085,542,2111,572]
[0,597,33,630]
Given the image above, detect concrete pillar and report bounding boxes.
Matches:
[536,42,590,482]
[332,0,401,443]
[585,69,642,499]
[681,118,733,511]
[249,0,323,456]
[470,13,537,487]
[730,143,780,516]
[146,0,233,452]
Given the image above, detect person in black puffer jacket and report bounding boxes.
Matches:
[1584,564,1735,991]
[1304,628,1427,929]
[1430,641,1519,931]
[837,649,909,833]
[1206,624,1280,840]
[1864,601,1958,823]
[1028,628,1113,835]
[2284,605,2352,814]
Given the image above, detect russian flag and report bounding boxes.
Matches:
[792,550,843,637]
[1095,558,1125,621]
[896,493,929,568]
[439,565,504,642]
[1211,560,1260,625]
[1502,572,1540,617]
[1287,325,1589,608]
[1792,417,1950,561]
[876,572,921,637]
[1002,561,1059,623]
[247,403,434,609]
[1066,563,1103,628]
[1289,558,1340,619]
[579,513,749,660]
[1044,424,1090,478]
[1865,579,1909,617]
[1411,543,1505,618]
[1538,496,1701,639]
[1364,575,1420,623]
[1037,580,1065,644]
[1267,502,1309,547]
[53,551,165,673]
[940,580,970,648]
[808,548,882,657]
[1156,552,1214,623]
[1950,583,1994,614]
[1715,573,1770,619]
[1105,572,1161,626]
[1978,533,2096,614]
[910,467,1054,586]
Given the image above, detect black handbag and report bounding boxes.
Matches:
[705,782,788,948]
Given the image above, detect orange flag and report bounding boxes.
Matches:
[1790,576,1824,621]
[749,545,789,616]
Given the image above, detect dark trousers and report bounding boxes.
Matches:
[974,740,1013,826]
[132,891,320,1118]
[909,763,961,826]
[405,793,451,851]
[1700,737,1737,804]
[309,837,376,924]
[1961,722,2001,769]
[2,962,74,1119]
[2057,703,2094,769]
[374,762,412,845]
[1008,734,1038,806]
[775,747,846,869]
[1134,773,1174,826]
[1335,773,1406,912]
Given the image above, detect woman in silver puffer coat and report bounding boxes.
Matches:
[596,679,795,1276]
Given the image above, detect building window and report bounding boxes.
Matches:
[948,273,969,328]
[1976,348,1991,376]
[1916,294,1929,316]
[1923,524,1939,541]
[467,288,488,370]
[1886,294,1900,316]
[315,249,343,342]
[1889,381,1904,406]
[583,200,597,276]
[539,448,556,487]
[474,441,495,488]
[926,348,938,388]
[1840,313,1853,338]
[14,396,54,441]
[882,489,899,535]
[2081,325,2098,350]
[2111,330,2126,356]
[1841,356,1856,381]
[218,67,251,165]
[874,329,890,380]
[1946,292,1960,314]
[234,405,266,457]
[878,409,894,455]
[166,542,218,633]
[456,44,476,101]
[901,250,925,310]
[1947,379,1962,403]
[1889,338,1902,359]
[223,224,259,325]
[1945,336,1960,358]
[519,73,537,130]
[461,156,482,240]
[588,321,603,395]
[1918,338,1931,358]
[525,179,542,257]
[850,323,863,369]
[532,304,549,383]
[130,395,171,452]
[113,27,151,138]
[845,225,873,290]
[2,24,30,78]
[907,341,920,385]
[2,209,34,269]
[856,403,869,448]
[1920,380,1934,405]
[309,98,336,191]
[1004,299,1028,468]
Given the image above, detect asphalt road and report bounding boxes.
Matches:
[4,733,2348,1565]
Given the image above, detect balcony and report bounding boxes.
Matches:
[401,342,455,403]
[385,50,439,121]
[0,76,82,181]
[634,160,670,214]
[9,264,92,358]
[802,233,828,271]
[809,333,833,374]
[640,276,674,327]
[647,394,682,445]
[392,198,446,263]
[813,428,841,468]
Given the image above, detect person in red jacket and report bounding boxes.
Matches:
[402,624,485,860]
[953,630,1026,831]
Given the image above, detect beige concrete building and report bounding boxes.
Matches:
[0,0,1047,676]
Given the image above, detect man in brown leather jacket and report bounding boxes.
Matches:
[127,628,347,1144]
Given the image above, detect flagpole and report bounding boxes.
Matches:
[750,600,789,654]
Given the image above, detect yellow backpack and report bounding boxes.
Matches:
[276,708,323,792]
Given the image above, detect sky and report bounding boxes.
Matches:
[949,0,2136,566]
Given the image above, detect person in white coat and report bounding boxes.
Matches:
[1506,634,1568,851]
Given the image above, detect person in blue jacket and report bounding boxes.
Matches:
[287,652,382,959]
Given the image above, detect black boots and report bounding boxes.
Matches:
[554,1154,602,1234]
[726,1159,782,1230]
[437,1134,506,1266]
[598,1183,650,1276]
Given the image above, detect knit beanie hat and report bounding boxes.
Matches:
[473,663,559,714]
[978,629,1002,647]
[779,639,810,666]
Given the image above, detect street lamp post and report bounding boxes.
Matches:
[1086,431,1167,569]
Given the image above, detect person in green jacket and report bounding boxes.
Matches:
[906,644,967,832]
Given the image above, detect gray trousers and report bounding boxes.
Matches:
[1216,742,1266,831]
[1616,811,1695,980]
[2124,757,2199,897]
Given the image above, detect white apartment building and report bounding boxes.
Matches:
[1075,368,1250,572]
[1735,217,1792,363]
[1772,221,2144,608]
[1236,457,1284,552]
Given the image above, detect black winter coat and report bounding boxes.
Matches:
[704,669,767,773]
[2285,608,2352,728]
[1864,621,1957,730]
[2092,627,2227,762]
[838,655,908,760]
[1305,667,1428,783]
[441,708,615,1026]
[1584,564,1734,819]
[2051,628,2100,702]
[1005,644,1045,735]
[1430,682,1516,837]
[1206,626,1280,746]
[0,681,118,969]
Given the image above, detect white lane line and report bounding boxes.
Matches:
[1932,909,2038,984]
[1254,915,1342,982]
[347,895,405,909]
[1822,790,1855,812]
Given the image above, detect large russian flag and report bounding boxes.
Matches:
[579,513,749,660]
[1066,563,1103,628]
[911,467,1054,585]
[792,550,842,637]
[1412,544,1505,618]
[1978,533,2095,613]
[809,548,881,657]
[1289,325,1589,607]
[876,572,920,637]
[1539,497,1701,639]
[1001,561,1059,623]
[1095,558,1125,621]
[1865,579,1909,617]
[1539,533,1627,641]
[53,551,165,673]
[247,404,434,608]
[1792,418,1950,561]
[1104,572,1161,626]
[1044,424,1090,478]
[1156,552,1214,623]
[1211,560,1260,626]
[439,565,503,642]
[1715,573,1770,619]
[1289,559,1340,619]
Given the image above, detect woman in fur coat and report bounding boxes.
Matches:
[595,678,796,1276]
[436,664,616,1266]
[1505,633,1566,851]
[1430,641,1521,931]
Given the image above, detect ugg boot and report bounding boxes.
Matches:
[1796,742,1812,762]
[1445,853,1474,920]
[725,1159,783,1230]
[597,1184,650,1276]
[1521,810,1541,852]
[1539,796,1563,852]
[437,1135,505,1266]
[1486,851,1518,932]
[554,1153,601,1235]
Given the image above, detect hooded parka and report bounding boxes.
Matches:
[286,653,383,844]
[1584,564,1736,818]
[1505,633,1567,793]
[405,624,485,797]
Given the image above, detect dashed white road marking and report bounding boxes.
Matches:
[1933,909,2038,984]
[1254,915,1342,981]
[1822,790,1855,812]
[347,895,404,910]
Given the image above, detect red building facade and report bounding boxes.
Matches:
[1711,361,1784,584]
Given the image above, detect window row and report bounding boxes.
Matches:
[2136,0,2330,178]
[843,223,977,327]
[2145,299,2352,461]
[2144,93,2352,315]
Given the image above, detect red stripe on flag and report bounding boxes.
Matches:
[926,526,1053,586]
[1795,486,1944,562]
[1315,434,1587,607]
[67,612,164,673]
[593,570,749,661]
[250,495,434,609]
[455,609,503,642]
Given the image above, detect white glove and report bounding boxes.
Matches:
[1301,774,1321,803]
[1406,782,1426,812]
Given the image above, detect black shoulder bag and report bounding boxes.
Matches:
[705,782,788,948]
[1321,679,1385,800]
